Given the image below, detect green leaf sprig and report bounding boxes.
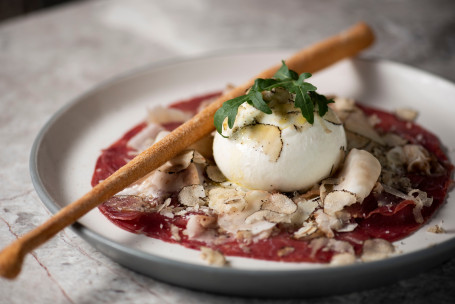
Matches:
[214,61,334,135]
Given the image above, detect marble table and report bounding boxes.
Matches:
[1,0,455,303]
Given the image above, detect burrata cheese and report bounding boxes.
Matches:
[213,89,346,192]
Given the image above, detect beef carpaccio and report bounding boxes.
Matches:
[91,92,453,265]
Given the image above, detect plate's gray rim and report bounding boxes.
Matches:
[29,50,455,284]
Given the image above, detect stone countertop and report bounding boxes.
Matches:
[1,0,455,303]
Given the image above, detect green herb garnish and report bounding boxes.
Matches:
[214,61,334,135]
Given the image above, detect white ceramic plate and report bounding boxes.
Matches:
[30,51,455,297]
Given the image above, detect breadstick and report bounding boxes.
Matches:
[0,22,374,279]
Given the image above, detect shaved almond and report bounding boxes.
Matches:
[297,186,320,200]
[294,222,318,239]
[361,239,394,262]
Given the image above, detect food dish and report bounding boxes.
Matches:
[30,51,455,297]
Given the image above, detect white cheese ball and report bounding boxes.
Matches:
[213,97,346,192]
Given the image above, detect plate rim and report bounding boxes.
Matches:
[29,50,455,296]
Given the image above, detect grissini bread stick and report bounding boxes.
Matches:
[0,22,374,279]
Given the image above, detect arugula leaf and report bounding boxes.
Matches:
[250,90,272,114]
[293,84,315,124]
[274,62,299,81]
[310,91,334,117]
[214,61,333,134]
[253,78,277,91]
[213,95,248,134]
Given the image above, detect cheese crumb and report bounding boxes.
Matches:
[170,224,181,241]
[361,239,394,262]
[427,224,445,234]
[395,108,418,122]
[330,252,356,266]
[200,247,228,266]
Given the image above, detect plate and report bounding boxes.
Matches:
[30,51,455,297]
